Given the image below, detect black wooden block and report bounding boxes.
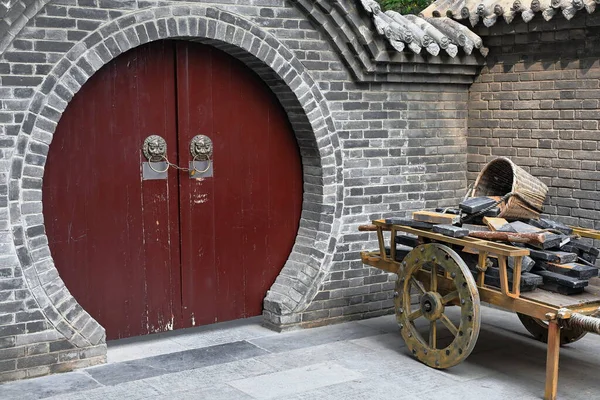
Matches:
[540,283,585,295]
[496,223,518,233]
[549,251,578,263]
[484,266,543,285]
[461,224,490,232]
[490,257,535,273]
[560,244,579,254]
[432,224,469,238]
[395,234,420,248]
[528,249,556,261]
[543,262,599,280]
[435,207,461,215]
[482,207,501,217]
[460,253,486,272]
[395,245,413,261]
[508,255,536,272]
[522,272,544,286]
[528,218,573,235]
[484,265,505,279]
[483,273,541,292]
[570,238,600,257]
[557,235,571,249]
[385,245,413,262]
[534,234,563,250]
[467,216,486,225]
[459,197,497,214]
[502,221,540,233]
[385,218,434,229]
[531,270,589,289]
[581,252,598,265]
[528,249,578,264]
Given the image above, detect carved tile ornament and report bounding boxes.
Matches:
[420,0,593,26]
[359,0,487,57]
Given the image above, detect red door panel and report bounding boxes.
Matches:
[175,42,303,326]
[43,40,303,339]
[43,41,182,339]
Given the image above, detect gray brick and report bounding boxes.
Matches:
[49,340,75,352]
[4,51,46,63]
[0,324,26,337]
[2,76,44,86]
[0,301,25,314]
[35,17,77,28]
[0,359,16,373]
[34,41,74,53]
[68,8,110,19]
[16,353,58,369]
[26,343,49,356]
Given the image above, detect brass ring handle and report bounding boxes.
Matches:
[147,155,170,173]
[191,154,211,174]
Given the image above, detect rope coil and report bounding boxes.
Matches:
[566,313,600,334]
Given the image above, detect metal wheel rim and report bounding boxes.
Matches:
[396,243,481,369]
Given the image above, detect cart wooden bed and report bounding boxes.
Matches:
[360,220,600,400]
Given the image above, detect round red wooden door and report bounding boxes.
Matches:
[43,41,303,340]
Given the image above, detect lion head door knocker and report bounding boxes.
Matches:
[189,135,213,176]
[142,135,169,173]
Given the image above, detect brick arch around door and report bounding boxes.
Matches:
[43,39,303,340]
[12,7,342,347]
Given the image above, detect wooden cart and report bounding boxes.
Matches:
[360,220,600,400]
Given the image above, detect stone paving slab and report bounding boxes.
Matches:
[87,340,267,386]
[107,336,188,364]
[44,380,162,400]
[142,358,277,394]
[1,307,599,400]
[247,320,383,353]
[281,375,423,400]
[107,316,276,363]
[0,372,101,400]
[229,361,363,399]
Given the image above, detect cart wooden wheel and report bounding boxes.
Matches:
[395,243,481,369]
[516,313,587,345]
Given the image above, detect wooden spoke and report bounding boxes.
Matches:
[440,313,459,337]
[441,291,459,305]
[431,262,438,293]
[429,321,437,349]
[408,308,423,321]
[411,276,426,294]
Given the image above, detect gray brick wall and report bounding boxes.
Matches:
[468,13,600,233]
[293,83,469,326]
[0,0,477,380]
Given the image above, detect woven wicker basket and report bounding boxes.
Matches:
[472,157,548,220]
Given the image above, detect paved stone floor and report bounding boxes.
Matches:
[1,306,599,399]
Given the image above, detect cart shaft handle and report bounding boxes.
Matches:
[358,224,379,231]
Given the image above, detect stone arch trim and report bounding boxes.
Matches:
[11,5,342,345]
[0,0,378,79]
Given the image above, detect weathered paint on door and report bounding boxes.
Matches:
[175,43,303,326]
[43,40,303,340]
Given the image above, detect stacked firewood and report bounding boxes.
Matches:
[385,197,599,295]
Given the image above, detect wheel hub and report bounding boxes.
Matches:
[420,291,444,321]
